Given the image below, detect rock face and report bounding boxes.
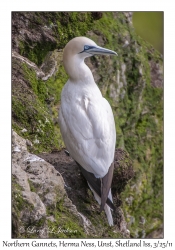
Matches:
[12,130,94,238]
[12,130,132,238]
[12,12,163,238]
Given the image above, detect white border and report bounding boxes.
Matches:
[1,0,175,248]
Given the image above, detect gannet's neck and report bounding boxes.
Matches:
[64,55,94,84]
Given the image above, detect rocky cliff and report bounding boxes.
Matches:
[12,12,163,238]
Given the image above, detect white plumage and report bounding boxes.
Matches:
[59,37,117,226]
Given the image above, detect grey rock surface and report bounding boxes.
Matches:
[12,130,96,238]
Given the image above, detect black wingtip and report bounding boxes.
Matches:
[100,198,115,212]
[76,161,115,212]
[100,162,114,211]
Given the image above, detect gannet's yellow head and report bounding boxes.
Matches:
[63,36,117,60]
[63,37,117,81]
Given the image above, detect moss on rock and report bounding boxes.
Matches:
[85,12,163,238]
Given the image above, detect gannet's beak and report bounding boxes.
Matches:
[79,45,117,56]
[88,45,117,56]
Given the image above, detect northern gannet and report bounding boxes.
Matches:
[59,37,117,226]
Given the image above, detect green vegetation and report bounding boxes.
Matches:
[12,176,36,238]
[12,55,66,153]
[19,12,96,66]
[86,12,163,237]
[46,199,86,238]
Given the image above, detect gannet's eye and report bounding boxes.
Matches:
[79,45,94,54]
[84,45,89,50]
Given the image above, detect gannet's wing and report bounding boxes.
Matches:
[59,87,116,179]
[100,161,114,211]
